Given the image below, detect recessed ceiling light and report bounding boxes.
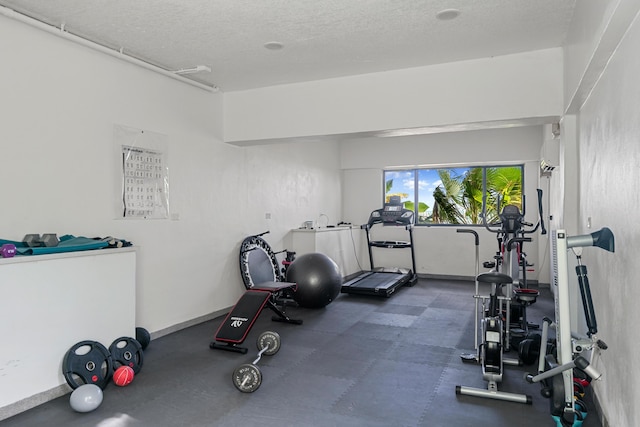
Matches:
[436,8,461,20]
[264,41,284,50]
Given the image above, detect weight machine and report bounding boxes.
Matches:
[525,228,613,427]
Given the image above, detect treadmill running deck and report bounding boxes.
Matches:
[341,270,415,297]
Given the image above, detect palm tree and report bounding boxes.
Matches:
[431,170,465,223]
[484,167,522,222]
[460,167,484,223]
[432,186,463,223]
[430,167,522,224]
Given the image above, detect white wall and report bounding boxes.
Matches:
[559,5,640,425]
[564,0,640,113]
[243,140,343,250]
[0,15,342,340]
[224,49,563,144]
[7,3,636,424]
[340,127,549,280]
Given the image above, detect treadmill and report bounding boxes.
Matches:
[341,196,418,297]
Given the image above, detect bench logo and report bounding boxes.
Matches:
[230,316,248,328]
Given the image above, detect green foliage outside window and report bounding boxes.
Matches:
[384,166,523,225]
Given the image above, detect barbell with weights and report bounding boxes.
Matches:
[232,331,281,393]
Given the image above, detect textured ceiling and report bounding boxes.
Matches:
[0,0,577,92]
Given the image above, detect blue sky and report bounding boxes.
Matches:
[384,168,469,214]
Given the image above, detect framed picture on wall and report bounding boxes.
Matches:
[114,124,170,219]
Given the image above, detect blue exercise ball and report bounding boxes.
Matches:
[69,383,103,413]
[286,252,342,308]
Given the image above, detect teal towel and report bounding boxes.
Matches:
[0,235,109,255]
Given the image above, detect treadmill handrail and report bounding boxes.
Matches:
[363,216,417,275]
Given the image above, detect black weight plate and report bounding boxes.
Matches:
[257,331,280,356]
[232,363,262,393]
[62,340,113,390]
[135,327,151,350]
[109,337,144,374]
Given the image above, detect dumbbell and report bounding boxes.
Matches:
[231,331,281,393]
[23,233,59,247]
[1,244,16,258]
[102,237,124,248]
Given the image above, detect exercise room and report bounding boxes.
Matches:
[0,1,637,426]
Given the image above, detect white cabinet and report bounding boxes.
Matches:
[0,248,137,420]
[290,226,364,277]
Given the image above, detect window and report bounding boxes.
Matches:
[384,165,523,225]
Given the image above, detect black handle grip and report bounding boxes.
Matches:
[537,189,547,235]
[506,236,532,251]
[456,229,479,246]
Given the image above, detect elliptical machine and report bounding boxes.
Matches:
[456,268,533,404]
[455,189,546,404]
[525,228,613,427]
[482,189,547,350]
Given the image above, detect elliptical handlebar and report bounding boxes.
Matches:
[481,209,502,234]
[481,193,512,234]
[521,221,540,235]
[537,189,547,235]
[481,189,546,237]
[505,236,532,251]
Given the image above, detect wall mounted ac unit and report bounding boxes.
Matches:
[540,139,559,173]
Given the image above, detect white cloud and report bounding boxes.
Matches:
[403,178,415,190]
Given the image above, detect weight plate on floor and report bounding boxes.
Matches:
[62,340,113,390]
[232,363,262,393]
[257,331,280,356]
[109,337,144,374]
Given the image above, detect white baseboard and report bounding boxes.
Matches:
[0,307,232,421]
[149,307,231,340]
[0,384,69,421]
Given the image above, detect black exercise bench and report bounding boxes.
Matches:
[210,282,303,354]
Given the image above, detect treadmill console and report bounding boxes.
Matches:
[368,196,414,227]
